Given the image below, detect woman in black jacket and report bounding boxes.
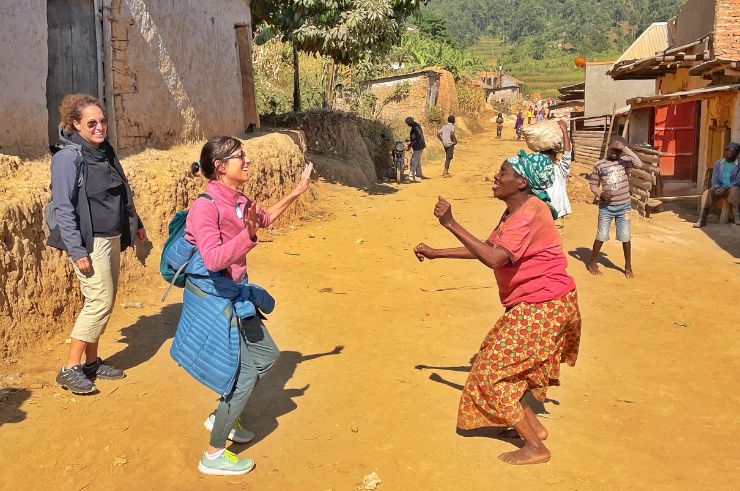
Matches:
[49,93,145,395]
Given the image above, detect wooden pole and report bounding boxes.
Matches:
[621,109,632,139]
[293,43,301,113]
[602,103,617,159]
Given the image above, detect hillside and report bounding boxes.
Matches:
[421,0,686,95]
[469,36,585,97]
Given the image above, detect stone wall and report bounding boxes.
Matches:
[0,132,316,363]
[263,112,386,187]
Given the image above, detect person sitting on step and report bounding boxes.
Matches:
[694,142,740,228]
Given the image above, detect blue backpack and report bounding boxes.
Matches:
[159,194,216,300]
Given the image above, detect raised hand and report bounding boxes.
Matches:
[434,196,453,227]
[245,201,261,239]
[294,162,314,195]
[414,243,435,262]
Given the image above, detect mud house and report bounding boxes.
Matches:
[359,68,458,122]
[0,0,260,157]
[476,71,524,105]
[609,0,740,192]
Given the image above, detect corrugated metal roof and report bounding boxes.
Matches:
[616,23,670,63]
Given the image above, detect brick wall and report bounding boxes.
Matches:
[714,0,740,59]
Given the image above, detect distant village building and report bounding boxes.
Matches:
[0,0,260,158]
[551,82,584,117]
[476,71,524,105]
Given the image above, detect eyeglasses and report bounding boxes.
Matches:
[85,118,108,129]
[225,151,248,162]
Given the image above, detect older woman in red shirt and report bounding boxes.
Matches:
[414,150,581,465]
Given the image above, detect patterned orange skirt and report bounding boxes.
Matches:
[457,289,581,429]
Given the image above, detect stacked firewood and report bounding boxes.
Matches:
[627,146,662,216]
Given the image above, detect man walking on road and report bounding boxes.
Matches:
[438,115,457,178]
[406,116,426,181]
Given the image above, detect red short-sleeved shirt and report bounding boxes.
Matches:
[487,197,575,307]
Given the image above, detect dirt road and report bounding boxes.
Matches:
[1,126,739,490]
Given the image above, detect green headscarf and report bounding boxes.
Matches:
[507,149,558,219]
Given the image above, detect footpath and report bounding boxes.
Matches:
[1,127,739,490]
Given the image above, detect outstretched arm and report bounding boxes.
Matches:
[433,197,510,269]
[414,244,475,261]
[264,163,313,222]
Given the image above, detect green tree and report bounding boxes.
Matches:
[416,12,457,46]
[252,0,427,112]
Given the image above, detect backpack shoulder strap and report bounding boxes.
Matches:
[197,193,219,220]
[50,145,85,194]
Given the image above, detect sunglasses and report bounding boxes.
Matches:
[85,118,108,129]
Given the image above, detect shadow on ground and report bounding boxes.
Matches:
[659,200,740,259]
[231,345,344,449]
[106,303,181,371]
[415,358,558,416]
[0,387,31,427]
[569,247,625,274]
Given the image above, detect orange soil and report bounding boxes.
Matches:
[1,123,739,490]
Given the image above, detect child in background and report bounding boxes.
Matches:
[587,137,644,278]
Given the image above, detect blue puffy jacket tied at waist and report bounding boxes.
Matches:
[165,237,275,396]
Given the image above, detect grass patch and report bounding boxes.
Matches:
[468,36,507,66]
[470,36,585,97]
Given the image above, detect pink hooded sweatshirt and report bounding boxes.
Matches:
[184,180,271,282]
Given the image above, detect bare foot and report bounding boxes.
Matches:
[498,444,551,465]
[499,427,548,440]
[524,415,548,441]
[586,263,602,275]
[624,269,634,278]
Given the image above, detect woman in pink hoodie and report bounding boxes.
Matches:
[186,136,312,476]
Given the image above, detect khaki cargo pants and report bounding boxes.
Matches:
[70,235,121,343]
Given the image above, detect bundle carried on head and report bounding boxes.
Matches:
[521,120,563,152]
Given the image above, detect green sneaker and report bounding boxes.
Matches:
[204,414,255,444]
[198,449,255,476]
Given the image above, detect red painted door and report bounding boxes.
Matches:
[653,101,698,180]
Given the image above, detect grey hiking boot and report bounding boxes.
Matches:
[56,365,97,394]
[82,358,125,380]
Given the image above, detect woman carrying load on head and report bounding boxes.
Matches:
[413,150,581,465]
[169,136,312,476]
[49,93,146,395]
